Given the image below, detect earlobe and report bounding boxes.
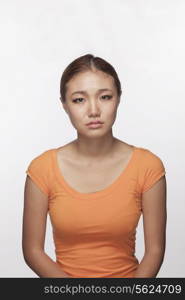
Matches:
[62,103,69,114]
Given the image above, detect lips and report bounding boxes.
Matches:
[86,121,103,125]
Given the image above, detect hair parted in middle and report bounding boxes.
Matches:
[60,54,122,103]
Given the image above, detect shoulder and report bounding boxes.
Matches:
[56,140,79,161]
[26,148,54,171]
[136,146,165,170]
[135,146,166,194]
[25,149,54,196]
[30,148,52,161]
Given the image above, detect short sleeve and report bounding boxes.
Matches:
[25,150,51,196]
[139,149,166,194]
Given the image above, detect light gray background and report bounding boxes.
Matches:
[0,0,184,277]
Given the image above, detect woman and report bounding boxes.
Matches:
[22,54,167,278]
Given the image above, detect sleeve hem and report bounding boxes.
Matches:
[142,170,166,194]
[26,170,49,196]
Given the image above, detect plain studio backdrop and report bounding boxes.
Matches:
[0,0,184,277]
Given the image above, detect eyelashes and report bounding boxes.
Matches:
[72,95,113,103]
[72,98,83,103]
[101,95,113,100]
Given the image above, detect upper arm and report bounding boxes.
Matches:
[141,174,167,254]
[22,175,49,258]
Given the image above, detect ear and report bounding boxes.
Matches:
[62,102,69,114]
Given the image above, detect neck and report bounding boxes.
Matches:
[73,132,118,162]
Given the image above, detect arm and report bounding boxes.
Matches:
[134,175,167,278]
[22,176,70,278]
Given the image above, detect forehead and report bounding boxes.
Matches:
[66,70,115,92]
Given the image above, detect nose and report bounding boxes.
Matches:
[87,99,101,115]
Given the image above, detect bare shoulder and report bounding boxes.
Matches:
[114,139,135,159]
[56,139,135,167]
[57,140,76,159]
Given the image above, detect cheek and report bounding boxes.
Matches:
[68,108,86,127]
[104,103,118,117]
[68,107,83,119]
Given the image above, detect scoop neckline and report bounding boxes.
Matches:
[51,145,138,200]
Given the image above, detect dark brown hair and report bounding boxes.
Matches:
[60,54,122,103]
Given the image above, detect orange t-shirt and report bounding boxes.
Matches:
[25,145,166,278]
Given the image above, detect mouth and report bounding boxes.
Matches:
[86,122,104,129]
[86,121,104,125]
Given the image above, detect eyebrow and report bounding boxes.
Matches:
[71,88,112,96]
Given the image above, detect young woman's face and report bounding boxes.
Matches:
[62,69,120,138]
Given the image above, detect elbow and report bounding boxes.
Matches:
[145,248,165,262]
[145,242,166,257]
[22,248,33,266]
[22,245,44,266]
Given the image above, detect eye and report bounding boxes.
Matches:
[72,98,84,103]
[101,94,112,100]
